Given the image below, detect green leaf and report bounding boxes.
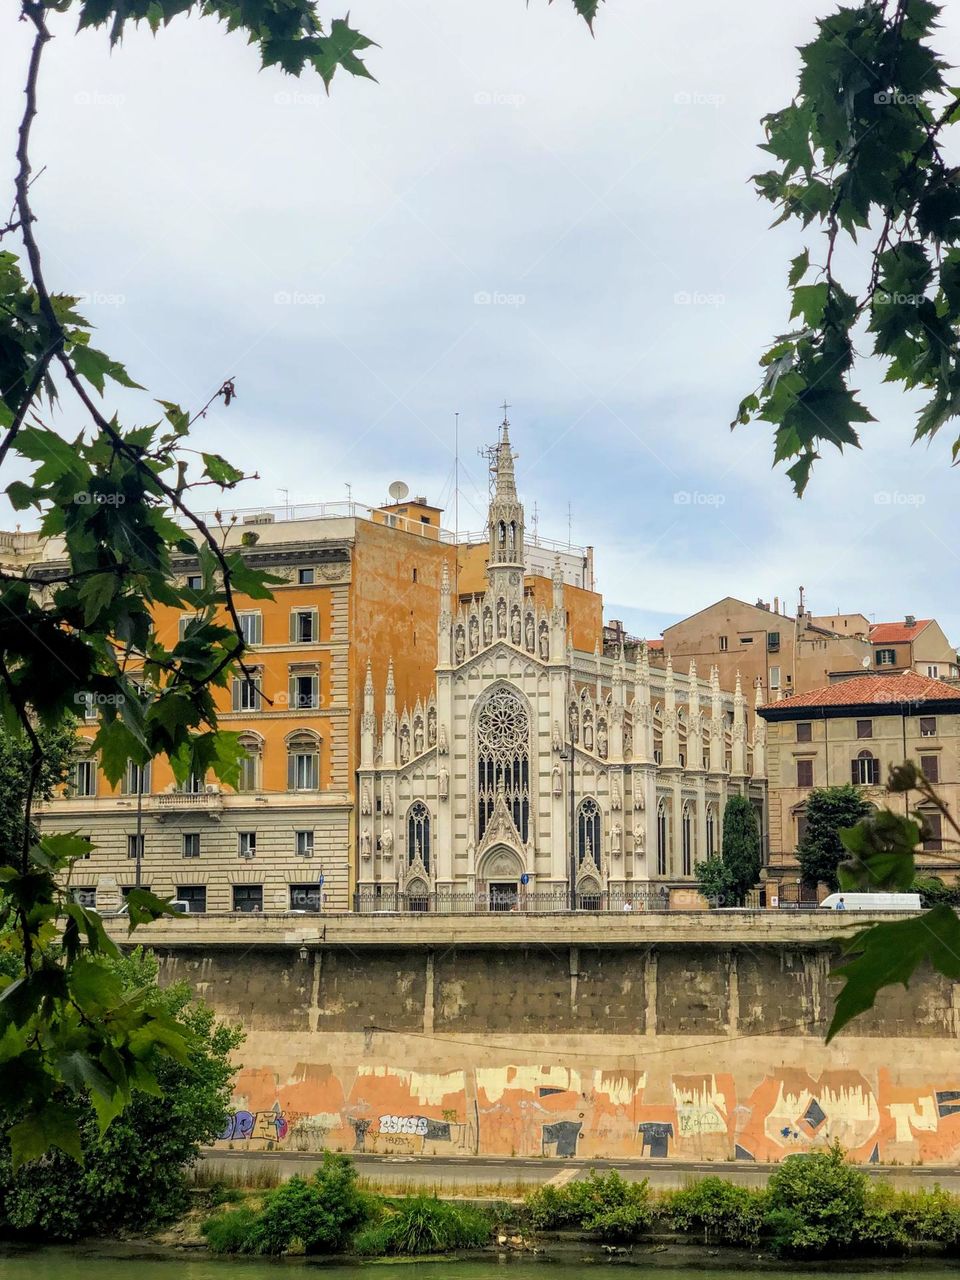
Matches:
[789,282,829,327]
[9,1102,83,1170]
[201,452,244,487]
[70,344,143,395]
[308,17,379,88]
[788,248,810,287]
[828,905,960,1040]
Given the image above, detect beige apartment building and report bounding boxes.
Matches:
[758,672,960,880]
[869,618,959,680]
[661,597,873,707]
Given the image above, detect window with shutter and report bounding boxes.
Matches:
[796,723,812,743]
[852,751,879,785]
[797,759,813,788]
[922,812,943,852]
[921,755,940,783]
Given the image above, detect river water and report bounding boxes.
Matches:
[1,1254,959,1280]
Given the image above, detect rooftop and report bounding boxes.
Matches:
[869,619,933,644]
[760,671,960,715]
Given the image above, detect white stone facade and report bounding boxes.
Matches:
[357,421,766,909]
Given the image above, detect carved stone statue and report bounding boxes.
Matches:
[381,828,393,856]
[634,826,645,850]
[611,823,622,855]
[360,828,372,858]
[427,708,437,747]
[552,765,563,797]
[469,614,479,653]
[525,614,535,651]
[414,720,424,756]
[439,767,449,800]
[399,727,410,765]
[361,785,371,816]
[496,598,506,637]
[569,703,580,742]
[611,777,622,811]
[383,782,394,815]
[511,608,521,645]
[633,776,645,810]
[584,719,594,751]
[454,627,465,663]
[597,722,608,759]
[483,609,493,645]
[539,625,549,660]
[553,721,562,752]
[623,725,633,758]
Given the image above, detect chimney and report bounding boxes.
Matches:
[905,614,916,629]
[774,596,779,615]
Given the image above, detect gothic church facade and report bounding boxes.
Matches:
[357,420,766,909]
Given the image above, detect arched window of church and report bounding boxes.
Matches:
[657,799,668,876]
[407,802,431,872]
[497,520,507,549]
[681,802,693,876]
[577,798,601,869]
[476,686,530,843]
[706,803,717,858]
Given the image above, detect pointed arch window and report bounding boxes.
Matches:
[657,799,668,876]
[577,798,602,869]
[681,802,693,876]
[476,686,530,842]
[407,802,431,872]
[705,803,717,858]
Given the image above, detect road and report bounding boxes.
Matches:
[199,1148,960,1193]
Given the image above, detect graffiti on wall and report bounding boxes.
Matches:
[214,1062,960,1165]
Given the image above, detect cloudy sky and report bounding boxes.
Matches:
[3,1,960,642]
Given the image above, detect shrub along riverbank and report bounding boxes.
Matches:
[199,1145,960,1262]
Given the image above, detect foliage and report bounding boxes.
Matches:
[664,1176,768,1246]
[693,855,737,907]
[894,1184,960,1245]
[763,1143,867,1258]
[0,949,241,1240]
[353,1196,491,1256]
[203,1154,373,1255]
[526,1169,652,1239]
[719,794,762,904]
[797,784,873,891]
[825,761,960,1038]
[915,875,960,907]
[202,1206,262,1254]
[0,720,78,855]
[734,0,960,494]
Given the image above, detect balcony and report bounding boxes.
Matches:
[156,791,224,821]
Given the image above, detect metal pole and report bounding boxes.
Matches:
[569,744,576,910]
[134,764,143,889]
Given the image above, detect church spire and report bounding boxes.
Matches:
[493,409,518,502]
[486,405,525,592]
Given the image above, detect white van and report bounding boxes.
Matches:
[820,892,921,912]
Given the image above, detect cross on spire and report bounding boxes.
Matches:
[500,399,511,424]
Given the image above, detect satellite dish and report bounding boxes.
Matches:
[388,480,409,503]
[861,656,871,668]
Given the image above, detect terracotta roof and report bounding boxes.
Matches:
[763,672,959,712]
[645,639,664,650]
[869,619,932,644]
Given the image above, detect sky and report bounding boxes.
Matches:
[2,1,960,643]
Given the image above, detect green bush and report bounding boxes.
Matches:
[527,1170,652,1240]
[202,1207,262,1254]
[764,1144,867,1258]
[0,950,241,1242]
[353,1196,490,1256]
[203,1154,374,1256]
[665,1176,768,1245]
[894,1185,960,1247]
